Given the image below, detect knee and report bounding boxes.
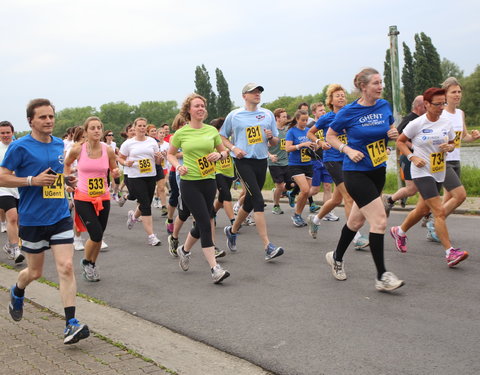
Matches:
[371,217,387,233]
[453,187,467,203]
[58,260,74,279]
[29,268,43,281]
[433,207,447,220]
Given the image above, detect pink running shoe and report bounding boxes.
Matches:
[390,226,407,253]
[165,219,174,235]
[446,248,469,268]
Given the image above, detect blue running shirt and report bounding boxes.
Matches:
[314,111,345,162]
[286,126,313,166]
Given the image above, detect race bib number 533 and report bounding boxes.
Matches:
[366,139,387,167]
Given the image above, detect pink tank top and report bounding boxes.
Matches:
[77,143,110,198]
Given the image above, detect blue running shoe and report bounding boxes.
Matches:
[224,225,237,252]
[64,318,90,344]
[309,203,321,213]
[291,214,305,227]
[265,243,284,261]
[286,191,296,208]
[9,285,24,322]
[426,220,440,243]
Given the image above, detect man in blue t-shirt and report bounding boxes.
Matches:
[0,98,90,345]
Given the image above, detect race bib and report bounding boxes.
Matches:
[197,155,215,177]
[246,125,263,145]
[337,134,348,144]
[300,148,311,162]
[366,139,387,167]
[453,131,462,148]
[43,173,65,199]
[430,152,445,173]
[161,159,165,168]
[280,138,286,150]
[218,155,232,170]
[138,158,153,173]
[316,129,324,142]
[88,177,106,197]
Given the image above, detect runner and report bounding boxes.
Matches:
[167,93,230,283]
[0,98,89,344]
[153,127,169,216]
[220,83,284,261]
[118,118,161,246]
[102,129,120,202]
[390,87,469,267]
[65,117,119,281]
[117,123,135,205]
[325,68,404,291]
[285,109,315,227]
[0,121,24,264]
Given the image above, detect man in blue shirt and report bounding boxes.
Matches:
[0,98,90,344]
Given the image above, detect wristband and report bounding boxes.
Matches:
[231,146,237,151]
[407,154,413,161]
[315,139,321,144]
[296,144,300,150]
[27,176,33,186]
[339,144,346,153]
[267,136,273,141]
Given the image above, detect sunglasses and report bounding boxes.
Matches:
[106,134,114,136]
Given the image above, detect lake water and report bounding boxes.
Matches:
[387,146,480,171]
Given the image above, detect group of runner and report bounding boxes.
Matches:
[1,69,478,343]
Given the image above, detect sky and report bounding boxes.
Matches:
[2,0,479,131]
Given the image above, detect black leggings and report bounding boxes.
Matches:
[74,200,110,243]
[128,176,156,216]
[180,179,216,248]
[343,167,385,208]
[216,174,235,203]
[123,175,136,201]
[168,171,179,207]
[234,158,267,213]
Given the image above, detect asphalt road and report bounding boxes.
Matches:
[25,200,480,375]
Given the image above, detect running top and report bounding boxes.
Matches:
[441,108,463,162]
[268,126,288,167]
[314,111,345,162]
[0,142,19,198]
[286,126,313,166]
[403,114,455,182]
[77,143,110,199]
[220,107,278,159]
[119,137,159,178]
[330,99,394,171]
[1,134,70,226]
[171,124,222,181]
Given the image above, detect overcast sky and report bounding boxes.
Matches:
[2,0,479,131]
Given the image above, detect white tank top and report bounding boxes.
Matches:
[441,108,463,162]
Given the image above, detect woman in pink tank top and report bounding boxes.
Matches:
[65,117,119,282]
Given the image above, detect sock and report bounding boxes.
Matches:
[369,233,387,280]
[291,186,299,196]
[167,218,173,224]
[230,218,235,225]
[445,247,453,256]
[308,197,314,205]
[313,215,321,225]
[274,204,279,208]
[14,284,25,298]
[333,224,357,262]
[353,232,362,241]
[387,197,395,205]
[82,259,89,266]
[64,306,76,325]
[397,227,406,236]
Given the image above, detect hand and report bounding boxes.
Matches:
[207,152,221,162]
[33,168,58,186]
[264,129,273,140]
[269,154,278,163]
[471,129,480,140]
[439,143,452,152]
[125,160,134,167]
[177,165,188,175]
[345,149,364,163]
[411,156,426,167]
[111,168,120,179]
[321,141,332,150]
[65,175,77,188]
[233,147,247,159]
[387,128,399,140]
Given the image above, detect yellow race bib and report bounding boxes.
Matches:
[430,152,445,173]
[138,158,153,173]
[280,138,286,150]
[88,177,106,197]
[218,155,232,170]
[246,125,263,145]
[316,129,324,142]
[197,155,215,177]
[366,139,387,167]
[337,134,348,144]
[43,173,65,199]
[300,148,311,162]
[453,131,462,148]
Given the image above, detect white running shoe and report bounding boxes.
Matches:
[148,234,161,246]
[100,241,109,251]
[0,222,6,233]
[323,211,339,221]
[233,201,240,215]
[375,271,404,292]
[3,243,14,260]
[127,210,137,230]
[74,238,85,251]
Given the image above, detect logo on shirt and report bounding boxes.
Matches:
[422,129,433,133]
[58,154,64,165]
[256,115,265,120]
[359,113,384,126]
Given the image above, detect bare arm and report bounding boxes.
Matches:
[0,167,57,187]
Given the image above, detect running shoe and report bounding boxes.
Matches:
[117,194,127,207]
[446,248,469,268]
[421,214,432,227]
[3,243,14,260]
[127,210,137,230]
[291,214,305,227]
[161,206,168,217]
[375,271,404,292]
[286,191,296,208]
[353,235,369,250]
[112,193,120,202]
[390,226,408,253]
[212,264,230,284]
[178,245,190,271]
[265,243,284,261]
[12,246,25,264]
[64,318,90,344]
[91,265,100,282]
[307,214,319,239]
[168,235,179,257]
[233,201,240,215]
[214,247,226,258]
[426,220,440,243]
[400,197,407,208]
[322,211,339,221]
[382,195,394,217]
[165,219,174,235]
[272,205,284,215]
[325,251,347,280]
[8,286,24,321]
[80,259,96,282]
[244,213,255,226]
[224,225,237,252]
[148,234,161,246]
[309,203,321,213]
[73,237,84,251]
[100,241,108,251]
[0,221,6,233]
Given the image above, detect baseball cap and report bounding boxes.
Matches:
[242,83,264,95]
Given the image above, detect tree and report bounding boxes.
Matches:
[402,42,415,113]
[99,101,136,134]
[413,32,442,94]
[461,65,480,126]
[194,64,217,122]
[135,101,179,126]
[54,106,97,137]
[383,49,393,103]
[215,68,232,118]
[441,58,464,81]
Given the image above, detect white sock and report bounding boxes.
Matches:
[445,247,453,256]
[397,227,406,236]
[353,232,362,241]
[313,215,321,225]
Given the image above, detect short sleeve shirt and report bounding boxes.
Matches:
[314,111,345,162]
[286,126,313,166]
[119,137,159,178]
